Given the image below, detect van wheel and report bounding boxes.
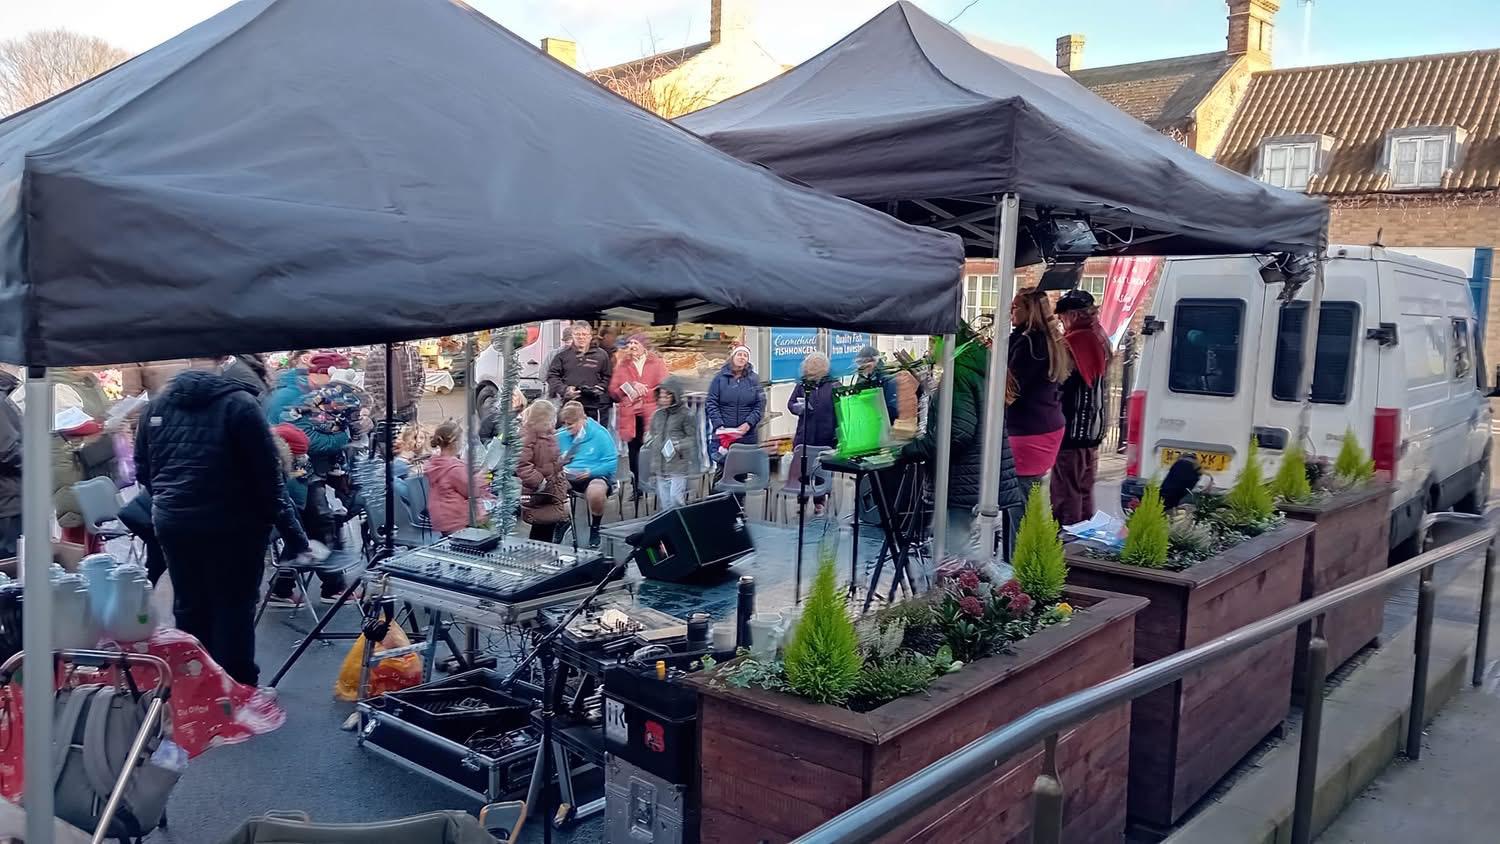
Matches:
[1456,455,1491,515]
[1392,494,1429,561]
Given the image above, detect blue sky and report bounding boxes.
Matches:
[4,1,1498,72]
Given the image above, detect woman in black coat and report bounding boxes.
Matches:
[788,353,838,514]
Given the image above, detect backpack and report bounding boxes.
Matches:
[51,683,180,840]
[1060,369,1109,450]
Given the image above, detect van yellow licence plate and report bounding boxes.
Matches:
[1160,448,1231,472]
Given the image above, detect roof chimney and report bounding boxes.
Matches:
[711,0,754,45]
[540,37,577,69]
[1227,0,1279,68]
[1056,34,1085,72]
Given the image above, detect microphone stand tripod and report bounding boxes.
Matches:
[792,381,814,606]
[512,555,629,842]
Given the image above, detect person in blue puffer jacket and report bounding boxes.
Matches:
[557,400,619,548]
[705,345,764,463]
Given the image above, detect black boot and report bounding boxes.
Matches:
[588,513,603,549]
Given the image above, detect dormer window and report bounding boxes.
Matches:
[1256,134,1335,192]
[1385,126,1466,190]
[1262,141,1316,190]
[1391,135,1448,188]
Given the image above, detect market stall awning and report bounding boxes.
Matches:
[0,0,963,368]
[678,1,1328,257]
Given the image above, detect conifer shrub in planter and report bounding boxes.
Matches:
[1064,443,1313,828]
[1277,430,1392,694]
[692,495,1147,843]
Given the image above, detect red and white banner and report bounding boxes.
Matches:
[1099,256,1162,350]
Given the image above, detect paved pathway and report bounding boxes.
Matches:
[1318,631,1500,843]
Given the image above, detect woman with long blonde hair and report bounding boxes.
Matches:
[1007,288,1070,495]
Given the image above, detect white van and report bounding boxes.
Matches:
[1122,245,1493,554]
[472,321,564,406]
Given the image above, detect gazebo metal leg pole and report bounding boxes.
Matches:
[383,343,396,559]
[976,194,1020,564]
[1295,235,1328,448]
[22,367,55,844]
[931,332,958,567]
[466,333,478,528]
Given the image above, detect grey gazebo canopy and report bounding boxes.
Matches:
[0,0,964,369]
[680,1,1328,258]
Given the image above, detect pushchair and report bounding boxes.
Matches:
[0,648,176,844]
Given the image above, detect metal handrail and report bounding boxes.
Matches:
[794,511,1496,844]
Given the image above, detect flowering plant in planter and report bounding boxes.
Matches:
[715,493,1075,712]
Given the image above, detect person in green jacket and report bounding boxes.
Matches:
[899,331,1022,579]
[643,376,701,509]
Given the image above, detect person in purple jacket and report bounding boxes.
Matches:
[1007,289,1071,498]
[706,345,765,463]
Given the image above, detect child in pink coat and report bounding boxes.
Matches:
[423,421,492,535]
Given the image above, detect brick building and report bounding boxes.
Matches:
[1029,0,1500,361]
[1214,50,1500,360]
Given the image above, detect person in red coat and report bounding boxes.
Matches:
[609,334,667,499]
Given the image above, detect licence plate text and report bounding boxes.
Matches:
[1159,448,1231,472]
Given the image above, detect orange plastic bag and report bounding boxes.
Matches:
[333,621,424,701]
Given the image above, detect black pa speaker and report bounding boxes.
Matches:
[631,494,753,582]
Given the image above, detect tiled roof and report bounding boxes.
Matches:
[589,42,712,83]
[1217,50,1500,195]
[1070,52,1239,131]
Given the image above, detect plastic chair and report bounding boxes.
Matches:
[394,484,436,548]
[773,445,836,522]
[713,443,772,517]
[72,477,131,543]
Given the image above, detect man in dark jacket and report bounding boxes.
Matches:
[546,321,613,422]
[899,336,1021,576]
[0,369,20,558]
[135,367,308,685]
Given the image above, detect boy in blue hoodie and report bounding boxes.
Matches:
[556,400,617,548]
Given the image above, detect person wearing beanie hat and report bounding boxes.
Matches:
[853,344,900,423]
[266,423,345,607]
[706,345,764,464]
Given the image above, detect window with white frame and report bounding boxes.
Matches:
[1079,274,1108,297]
[963,274,999,324]
[1261,142,1316,191]
[1391,135,1449,189]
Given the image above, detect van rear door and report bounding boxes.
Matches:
[1249,258,1378,463]
[1140,257,1265,486]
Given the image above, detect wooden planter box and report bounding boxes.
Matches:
[1064,520,1313,830]
[690,587,1148,844]
[1280,484,1393,694]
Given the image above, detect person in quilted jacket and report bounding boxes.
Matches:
[135,365,309,685]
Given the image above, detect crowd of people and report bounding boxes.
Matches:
[0,297,1112,689]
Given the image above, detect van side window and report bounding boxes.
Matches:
[1451,318,1473,380]
[1404,318,1449,386]
[1168,299,1244,397]
[1270,301,1359,404]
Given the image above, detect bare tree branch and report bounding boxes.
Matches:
[0,29,131,116]
[588,33,728,119]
